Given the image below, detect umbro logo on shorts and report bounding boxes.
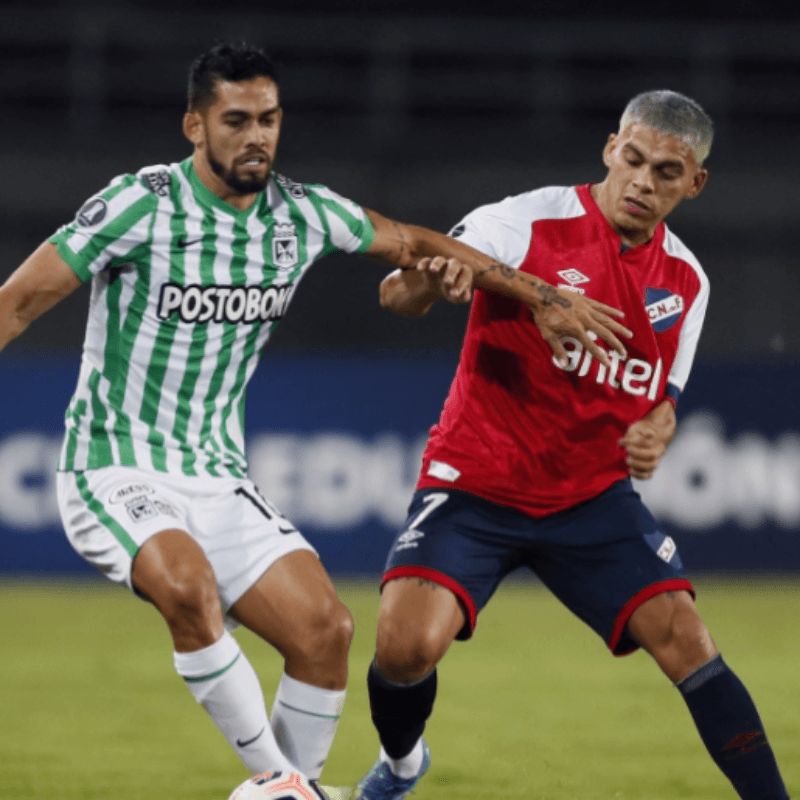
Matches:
[395,529,424,552]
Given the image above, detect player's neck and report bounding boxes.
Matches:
[191,153,259,212]
[589,182,655,249]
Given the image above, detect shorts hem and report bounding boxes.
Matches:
[608,578,696,656]
[223,538,318,612]
[382,565,477,640]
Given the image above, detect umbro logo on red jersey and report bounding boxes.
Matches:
[557,268,590,294]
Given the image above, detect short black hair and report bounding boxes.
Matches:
[187,41,278,112]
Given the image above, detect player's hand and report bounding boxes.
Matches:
[619,401,677,480]
[416,256,473,305]
[530,286,632,369]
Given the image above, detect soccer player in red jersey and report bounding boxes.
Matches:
[356,91,790,800]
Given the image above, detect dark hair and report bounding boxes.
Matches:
[187,41,278,112]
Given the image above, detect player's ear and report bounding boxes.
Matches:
[685,167,708,200]
[601,133,617,169]
[183,111,204,147]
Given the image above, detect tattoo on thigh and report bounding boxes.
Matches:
[417,578,440,590]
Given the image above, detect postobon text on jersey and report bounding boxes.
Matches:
[156,283,295,325]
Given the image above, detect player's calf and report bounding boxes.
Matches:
[677,654,789,799]
[628,591,789,797]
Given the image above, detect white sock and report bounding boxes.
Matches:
[380,739,424,779]
[271,673,346,781]
[174,632,293,775]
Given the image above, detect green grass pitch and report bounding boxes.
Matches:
[2,576,798,799]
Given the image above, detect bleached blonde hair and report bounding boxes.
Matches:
[620,90,714,164]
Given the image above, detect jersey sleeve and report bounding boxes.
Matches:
[48,173,158,282]
[305,184,375,255]
[667,264,709,394]
[449,191,562,269]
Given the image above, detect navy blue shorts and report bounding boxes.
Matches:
[382,480,694,656]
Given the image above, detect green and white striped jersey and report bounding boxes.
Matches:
[49,157,375,479]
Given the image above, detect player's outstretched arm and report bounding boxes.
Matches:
[0,242,82,353]
[364,209,632,368]
[619,399,677,480]
[379,256,473,318]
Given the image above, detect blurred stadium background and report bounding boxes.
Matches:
[1,0,798,577]
[2,3,799,799]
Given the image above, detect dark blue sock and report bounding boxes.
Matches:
[677,654,789,800]
[367,661,437,759]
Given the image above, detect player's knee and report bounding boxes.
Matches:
[296,598,354,663]
[375,619,446,682]
[650,605,716,680]
[155,560,219,628]
[669,608,714,660]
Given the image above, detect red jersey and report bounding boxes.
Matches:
[417,184,709,517]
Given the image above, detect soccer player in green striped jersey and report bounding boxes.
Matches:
[0,42,629,785]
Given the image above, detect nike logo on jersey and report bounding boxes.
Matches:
[176,237,204,248]
[236,727,266,748]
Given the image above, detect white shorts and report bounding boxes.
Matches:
[56,466,317,611]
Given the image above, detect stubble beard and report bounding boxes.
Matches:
[207,143,271,195]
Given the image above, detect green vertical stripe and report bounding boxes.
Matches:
[86,368,113,467]
[173,207,218,476]
[62,398,88,471]
[304,192,338,260]
[74,472,138,558]
[109,213,158,466]
[140,180,187,472]
[197,214,251,478]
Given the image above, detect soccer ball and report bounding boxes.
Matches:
[227,771,328,800]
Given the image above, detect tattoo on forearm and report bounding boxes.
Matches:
[475,261,516,282]
[474,262,572,309]
[391,220,408,263]
[536,284,571,309]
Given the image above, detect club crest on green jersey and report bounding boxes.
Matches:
[272,222,299,269]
